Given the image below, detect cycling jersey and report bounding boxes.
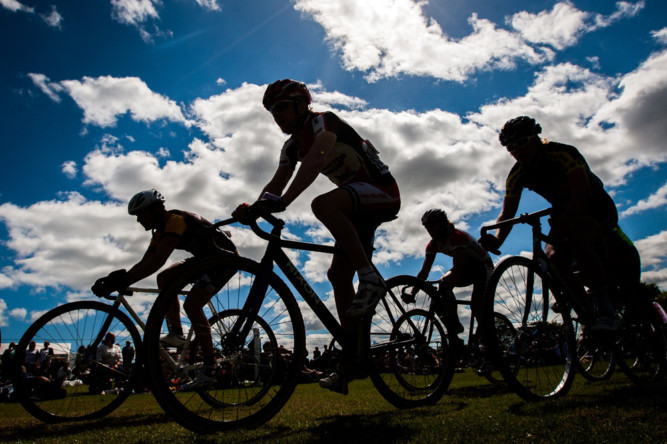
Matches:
[149,210,236,257]
[279,111,396,187]
[425,229,494,272]
[505,141,617,227]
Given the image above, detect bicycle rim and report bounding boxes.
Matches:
[13,301,141,422]
[484,256,576,401]
[144,256,305,433]
[368,275,455,408]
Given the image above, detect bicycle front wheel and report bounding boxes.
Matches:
[144,256,305,433]
[484,256,576,401]
[13,301,142,422]
[368,275,456,408]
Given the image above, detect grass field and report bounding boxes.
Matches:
[1,369,666,443]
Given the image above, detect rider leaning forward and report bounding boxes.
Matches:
[479,116,621,332]
[92,189,238,389]
[233,79,401,395]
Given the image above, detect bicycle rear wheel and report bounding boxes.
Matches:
[144,256,305,433]
[574,320,614,381]
[368,275,455,408]
[616,302,666,384]
[13,301,142,422]
[484,256,576,401]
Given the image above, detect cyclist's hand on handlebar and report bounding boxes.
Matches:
[258,192,287,213]
[91,269,129,297]
[232,203,258,224]
[478,233,502,255]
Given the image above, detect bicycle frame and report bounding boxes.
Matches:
[214,212,419,355]
[481,208,591,324]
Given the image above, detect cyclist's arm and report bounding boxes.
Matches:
[281,131,337,206]
[260,164,293,200]
[416,254,435,281]
[493,194,520,245]
[126,236,180,285]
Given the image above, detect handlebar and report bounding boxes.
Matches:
[480,208,552,236]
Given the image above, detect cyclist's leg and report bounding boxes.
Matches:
[157,260,189,337]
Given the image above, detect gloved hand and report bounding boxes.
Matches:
[259,192,287,213]
[91,269,129,297]
[232,203,256,225]
[478,234,502,254]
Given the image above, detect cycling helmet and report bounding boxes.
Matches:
[498,116,542,147]
[128,189,165,215]
[262,79,312,111]
[421,209,449,227]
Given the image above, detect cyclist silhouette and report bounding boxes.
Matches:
[479,116,620,332]
[92,189,238,388]
[233,79,400,394]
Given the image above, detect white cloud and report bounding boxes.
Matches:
[510,1,644,50]
[195,0,221,12]
[0,299,6,327]
[0,0,33,13]
[51,75,191,128]
[294,0,551,83]
[652,27,667,45]
[293,0,643,83]
[621,183,667,217]
[110,0,160,26]
[9,307,26,320]
[41,5,63,28]
[28,73,65,103]
[61,161,78,179]
[635,230,667,289]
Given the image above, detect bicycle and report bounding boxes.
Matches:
[404,282,513,384]
[480,208,667,401]
[142,206,458,433]
[11,287,216,423]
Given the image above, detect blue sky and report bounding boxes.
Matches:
[1,0,666,350]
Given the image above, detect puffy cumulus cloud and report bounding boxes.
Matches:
[60,76,190,127]
[635,230,667,289]
[294,0,550,83]
[592,50,667,168]
[510,1,644,50]
[293,1,643,83]
[29,74,190,128]
[9,307,27,321]
[0,192,146,291]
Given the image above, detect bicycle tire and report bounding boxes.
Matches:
[616,302,666,384]
[574,319,614,381]
[484,256,576,401]
[144,255,305,433]
[368,275,455,408]
[13,300,142,422]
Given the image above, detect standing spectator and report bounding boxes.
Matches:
[25,341,39,369]
[1,342,16,382]
[39,341,54,364]
[97,332,122,369]
[122,340,135,367]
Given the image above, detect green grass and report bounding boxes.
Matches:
[1,370,666,443]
